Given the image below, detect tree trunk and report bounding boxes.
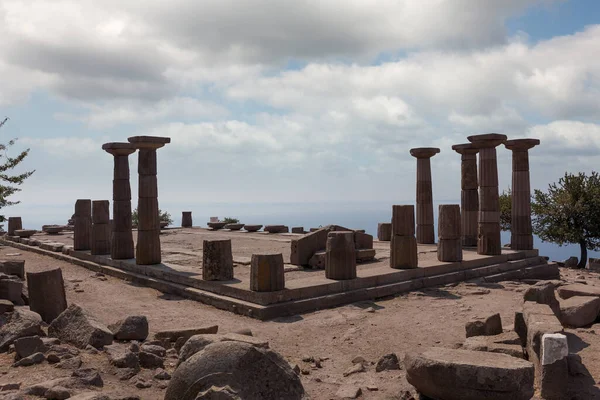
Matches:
[578,240,588,269]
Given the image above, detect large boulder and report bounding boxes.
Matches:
[108,315,149,341]
[559,296,600,328]
[48,304,113,349]
[165,341,305,400]
[556,284,600,300]
[405,347,534,400]
[0,308,44,352]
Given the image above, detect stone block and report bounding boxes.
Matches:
[559,296,600,328]
[291,227,304,234]
[181,211,193,228]
[405,347,534,400]
[250,253,285,292]
[264,225,289,233]
[377,223,391,241]
[27,268,68,323]
[354,232,373,249]
[325,232,356,280]
[202,239,233,281]
[290,228,328,266]
[390,235,417,269]
[540,333,568,400]
[437,239,462,262]
[392,205,415,236]
[0,260,25,279]
[557,283,600,300]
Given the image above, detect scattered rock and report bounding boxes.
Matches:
[134,379,152,389]
[233,328,253,336]
[564,257,579,269]
[398,390,417,400]
[48,304,113,349]
[139,344,166,357]
[465,313,503,338]
[70,368,103,388]
[0,299,14,314]
[116,368,139,381]
[108,316,148,341]
[12,352,45,367]
[165,341,304,400]
[44,386,71,400]
[153,368,171,380]
[55,356,83,370]
[154,325,218,344]
[138,351,164,369]
[14,335,46,359]
[0,383,21,391]
[559,296,600,328]
[0,308,44,352]
[128,342,139,353]
[351,356,366,364]
[405,347,534,400]
[343,362,365,377]
[462,332,525,359]
[375,353,400,372]
[336,385,362,399]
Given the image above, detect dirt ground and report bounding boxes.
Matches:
[1,243,600,399]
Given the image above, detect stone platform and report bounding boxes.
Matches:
[0,228,557,320]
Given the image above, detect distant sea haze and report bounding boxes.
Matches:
[9,200,597,263]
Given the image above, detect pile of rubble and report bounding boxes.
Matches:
[0,259,305,400]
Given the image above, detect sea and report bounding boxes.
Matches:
[7,200,598,263]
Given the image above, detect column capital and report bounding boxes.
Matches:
[451,143,479,155]
[410,147,440,159]
[467,133,507,148]
[504,138,540,151]
[128,136,171,150]
[102,142,136,156]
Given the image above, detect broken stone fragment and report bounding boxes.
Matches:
[48,304,113,349]
[108,315,149,341]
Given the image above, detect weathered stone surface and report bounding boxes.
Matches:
[0,308,44,352]
[73,200,92,251]
[181,211,192,228]
[0,260,25,279]
[44,386,71,400]
[564,256,578,269]
[437,239,462,262]
[154,325,218,343]
[291,227,304,234]
[14,229,35,238]
[177,334,219,365]
[138,351,164,368]
[165,341,305,400]
[225,223,244,231]
[7,217,22,236]
[392,205,415,236]
[0,279,23,305]
[0,299,14,314]
[557,283,600,300]
[540,333,568,400]
[12,351,45,367]
[465,313,503,337]
[106,345,140,369]
[375,353,400,372]
[220,333,269,348]
[108,315,149,341]
[377,223,392,241]
[462,331,525,359]
[326,232,356,280]
[140,343,166,357]
[14,335,46,359]
[250,253,284,292]
[202,239,234,281]
[390,235,417,269]
[354,232,373,249]
[27,268,67,323]
[48,304,113,349]
[207,222,227,230]
[559,296,600,327]
[405,347,534,400]
[290,228,328,266]
[264,225,289,233]
[244,224,262,232]
[523,281,560,314]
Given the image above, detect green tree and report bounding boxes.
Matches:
[131,208,173,227]
[532,171,600,269]
[0,117,35,226]
[499,188,512,231]
[221,217,239,224]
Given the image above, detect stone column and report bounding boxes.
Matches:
[505,139,540,250]
[250,253,285,292]
[7,217,22,236]
[181,211,193,228]
[410,148,440,244]
[467,134,507,255]
[91,200,110,255]
[451,143,479,247]
[203,239,234,281]
[102,143,136,260]
[325,232,356,280]
[438,204,462,262]
[390,205,418,269]
[73,199,92,251]
[27,268,67,323]
[128,136,171,265]
[377,223,392,241]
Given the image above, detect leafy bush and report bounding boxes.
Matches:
[221,217,239,224]
[132,207,173,227]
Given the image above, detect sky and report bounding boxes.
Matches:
[1,0,600,222]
